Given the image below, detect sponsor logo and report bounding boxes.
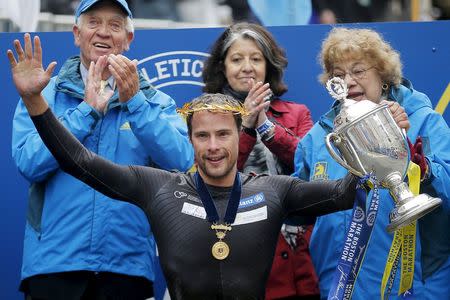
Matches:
[174,190,201,203]
[239,192,265,209]
[138,51,210,89]
[120,121,131,130]
[367,211,376,226]
[353,206,365,222]
[174,191,187,198]
[312,162,329,180]
[177,175,188,186]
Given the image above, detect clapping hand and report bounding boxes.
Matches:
[242,79,272,128]
[85,55,114,112]
[7,33,57,114]
[107,54,139,102]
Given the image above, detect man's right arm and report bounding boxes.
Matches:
[30,106,156,209]
[12,86,99,182]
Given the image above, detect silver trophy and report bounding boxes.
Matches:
[325,77,441,232]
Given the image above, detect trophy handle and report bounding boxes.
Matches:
[325,133,364,177]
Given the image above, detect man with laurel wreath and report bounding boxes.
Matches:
[8,34,362,299]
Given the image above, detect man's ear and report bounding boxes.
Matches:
[73,24,81,47]
[124,31,134,51]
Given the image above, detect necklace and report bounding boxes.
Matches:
[195,172,242,260]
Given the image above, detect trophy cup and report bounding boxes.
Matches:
[325,77,442,232]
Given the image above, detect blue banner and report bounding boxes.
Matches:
[1,21,449,300]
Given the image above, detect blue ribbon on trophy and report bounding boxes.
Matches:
[327,174,380,300]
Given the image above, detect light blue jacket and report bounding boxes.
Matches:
[12,56,194,282]
[293,79,450,299]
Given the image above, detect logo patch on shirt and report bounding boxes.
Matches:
[239,192,265,208]
[181,202,268,225]
[174,191,187,198]
[312,162,329,181]
[175,190,201,203]
[120,122,131,130]
[233,206,267,226]
[181,202,206,219]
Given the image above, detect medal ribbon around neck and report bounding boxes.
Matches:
[195,171,242,260]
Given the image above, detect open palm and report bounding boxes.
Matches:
[7,33,56,99]
[85,55,114,112]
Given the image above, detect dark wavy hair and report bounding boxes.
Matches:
[202,22,288,97]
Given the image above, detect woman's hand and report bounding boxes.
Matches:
[242,79,272,128]
[381,100,410,132]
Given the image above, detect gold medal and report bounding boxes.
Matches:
[212,241,230,260]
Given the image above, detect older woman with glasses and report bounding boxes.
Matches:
[293,27,450,299]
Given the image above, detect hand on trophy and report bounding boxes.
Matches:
[407,136,428,179]
[381,100,410,132]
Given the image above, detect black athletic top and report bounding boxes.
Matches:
[32,109,358,300]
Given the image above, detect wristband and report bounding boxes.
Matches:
[260,125,275,141]
[256,119,274,135]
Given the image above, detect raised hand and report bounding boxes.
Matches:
[242,79,272,128]
[381,100,410,132]
[85,55,114,113]
[107,54,139,102]
[7,33,57,100]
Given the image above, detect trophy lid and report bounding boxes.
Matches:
[326,77,379,129]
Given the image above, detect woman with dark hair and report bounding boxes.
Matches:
[203,22,319,299]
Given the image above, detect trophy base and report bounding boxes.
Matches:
[387,194,442,233]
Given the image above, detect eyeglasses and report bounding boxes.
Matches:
[331,66,376,81]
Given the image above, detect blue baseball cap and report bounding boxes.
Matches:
[75,0,133,21]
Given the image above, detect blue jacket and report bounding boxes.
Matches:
[12,56,194,282]
[293,79,450,299]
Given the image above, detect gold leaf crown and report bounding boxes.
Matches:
[177,99,249,119]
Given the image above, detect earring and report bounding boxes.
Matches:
[382,83,389,91]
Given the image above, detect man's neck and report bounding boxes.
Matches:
[198,169,237,188]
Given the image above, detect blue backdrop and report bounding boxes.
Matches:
[1,21,449,299]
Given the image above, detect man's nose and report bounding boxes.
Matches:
[97,23,111,36]
[208,136,220,150]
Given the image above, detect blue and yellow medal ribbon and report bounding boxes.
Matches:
[381,162,420,299]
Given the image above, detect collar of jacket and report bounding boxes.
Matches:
[268,98,291,114]
[388,77,431,115]
[54,56,156,109]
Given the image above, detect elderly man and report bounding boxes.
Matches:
[10,0,193,299]
[9,33,360,299]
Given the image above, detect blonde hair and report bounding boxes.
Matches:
[318,27,402,87]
